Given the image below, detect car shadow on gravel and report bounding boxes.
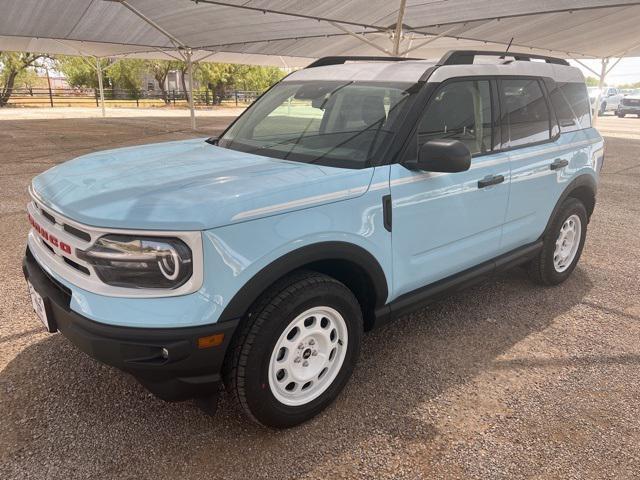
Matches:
[0,266,593,479]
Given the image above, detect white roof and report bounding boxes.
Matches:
[1,1,640,66]
[285,61,436,83]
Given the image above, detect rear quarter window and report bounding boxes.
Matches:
[550,82,591,132]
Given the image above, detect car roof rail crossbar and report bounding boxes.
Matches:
[438,50,570,66]
[306,56,420,69]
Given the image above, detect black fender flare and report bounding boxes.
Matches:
[544,173,597,235]
[217,241,389,323]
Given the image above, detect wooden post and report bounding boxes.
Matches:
[45,67,53,108]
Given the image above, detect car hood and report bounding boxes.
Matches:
[32,139,374,230]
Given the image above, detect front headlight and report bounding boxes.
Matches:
[78,235,193,289]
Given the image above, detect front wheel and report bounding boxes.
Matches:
[224,271,363,428]
[528,197,588,285]
[617,111,626,118]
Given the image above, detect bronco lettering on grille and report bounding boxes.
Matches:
[28,213,72,254]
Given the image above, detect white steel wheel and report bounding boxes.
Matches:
[553,214,582,273]
[268,306,348,407]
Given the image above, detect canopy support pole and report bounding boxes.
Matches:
[400,25,462,56]
[328,22,391,55]
[117,0,196,128]
[572,58,600,77]
[392,0,408,55]
[96,57,106,118]
[185,49,196,130]
[118,1,188,49]
[592,57,609,126]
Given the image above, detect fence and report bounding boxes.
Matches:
[4,87,261,108]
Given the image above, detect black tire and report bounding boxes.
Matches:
[224,270,363,428]
[598,103,606,116]
[528,197,588,286]
[617,112,625,118]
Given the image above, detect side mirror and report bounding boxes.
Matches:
[406,139,471,173]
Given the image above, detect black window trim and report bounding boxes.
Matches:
[394,74,575,168]
[394,75,500,167]
[495,75,561,154]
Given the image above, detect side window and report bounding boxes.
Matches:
[549,82,591,132]
[416,80,492,156]
[499,78,551,148]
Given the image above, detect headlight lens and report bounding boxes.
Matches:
[78,235,193,289]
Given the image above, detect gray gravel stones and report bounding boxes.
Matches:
[1,114,639,479]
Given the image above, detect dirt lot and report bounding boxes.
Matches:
[1,110,639,479]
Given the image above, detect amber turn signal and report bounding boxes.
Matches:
[197,333,225,349]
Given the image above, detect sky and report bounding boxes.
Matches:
[569,56,640,86]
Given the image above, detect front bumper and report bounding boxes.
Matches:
[617,104,640,115]
[22,247,239,401]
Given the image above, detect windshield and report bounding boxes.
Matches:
[218,80,418,168]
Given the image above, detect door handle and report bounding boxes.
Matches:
[478,174,505,189]
[550,158,569,170]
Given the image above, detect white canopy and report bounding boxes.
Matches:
[2,0,638,128]
[2,0,640,65]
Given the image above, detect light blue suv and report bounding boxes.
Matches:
[23,51,603,427]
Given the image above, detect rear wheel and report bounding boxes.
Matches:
[617,111,625,118]
[598,102,606,116]
[224,271,362,428]
[528,197,588,285]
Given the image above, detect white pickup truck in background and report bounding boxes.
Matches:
[589,86,623,115]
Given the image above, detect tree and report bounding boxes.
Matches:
[585,76,600,87]
[108,58,146,92]
[196,63,285,104]
[56,56,146,94]
[0,52,47,106]
[55,56,108,89]
[147,60,182,103]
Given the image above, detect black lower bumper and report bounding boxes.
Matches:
[618,106,640,115]
[22,247,239,401]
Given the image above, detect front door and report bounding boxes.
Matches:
[389,78,510,298]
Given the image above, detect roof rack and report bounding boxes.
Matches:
[306,56,419,69]
[438,50,570,66]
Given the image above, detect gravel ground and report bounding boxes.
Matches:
[1,112,639,479]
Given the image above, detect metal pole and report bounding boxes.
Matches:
[186,49,196,130]
[392,0,408,55]
[592,58,608,126]
[96,57,106,117]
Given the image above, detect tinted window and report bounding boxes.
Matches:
[218,81,417,168]
[500,79,551,147]
[550,82,591,131]
[416,80,492,156]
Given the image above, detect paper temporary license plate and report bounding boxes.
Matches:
[27,281,52,332]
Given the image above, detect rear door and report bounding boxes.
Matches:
[500,77,583,251]
[389,78,510,297]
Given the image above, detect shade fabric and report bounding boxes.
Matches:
[1,0,639,66]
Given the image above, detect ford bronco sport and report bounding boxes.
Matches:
[23,51,603,428]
